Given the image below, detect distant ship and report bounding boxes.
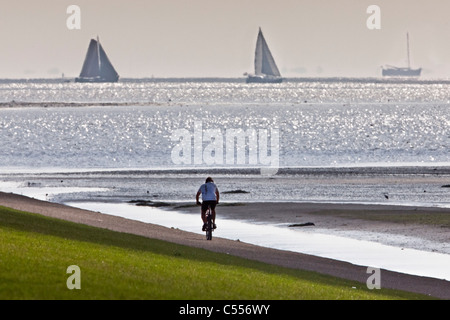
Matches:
[246,28,282,83]
[382,33,421,77]
[76,37,119,83]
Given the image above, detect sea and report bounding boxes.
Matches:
[1,77,449,280]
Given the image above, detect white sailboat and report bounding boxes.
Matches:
[246,28,282,83]
[382,33,421,77]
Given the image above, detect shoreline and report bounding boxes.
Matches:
[184,202,450,254]
[1,191,449,299]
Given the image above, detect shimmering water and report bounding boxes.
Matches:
[2,78,450,104]
[0,79,449,206]
[1,79,449,169]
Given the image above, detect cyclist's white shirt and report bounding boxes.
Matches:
[198,182,218,201]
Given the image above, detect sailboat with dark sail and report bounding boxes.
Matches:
[76,37,119,83]
[382,33,421,77]
[246,28,282,83]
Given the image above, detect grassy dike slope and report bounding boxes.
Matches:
[0,206,432,300]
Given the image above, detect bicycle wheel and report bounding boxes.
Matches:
[206,208,212,240]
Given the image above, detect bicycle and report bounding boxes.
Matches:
[205,204,213,240]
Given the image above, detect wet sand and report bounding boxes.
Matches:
[181,202,450,254]
[0,191,449,299]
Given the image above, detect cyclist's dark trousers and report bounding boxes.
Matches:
[202,201,217,212]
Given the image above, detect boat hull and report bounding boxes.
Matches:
[75,76,119,83]
[246,75,282,83]
[382,67,421,77]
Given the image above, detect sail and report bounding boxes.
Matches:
[254,28,281,77]
[79,39,101,78]
[97,40,119,81]
[77,38,119,82]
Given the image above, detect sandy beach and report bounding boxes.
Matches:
[1,191,449,299]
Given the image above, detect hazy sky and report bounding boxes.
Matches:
[1,0,450,79]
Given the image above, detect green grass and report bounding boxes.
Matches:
[0,206,434,300]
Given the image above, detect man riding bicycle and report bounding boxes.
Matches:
[196,177,220,231]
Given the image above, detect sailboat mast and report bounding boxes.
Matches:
[97,36,101,71]
[406,32,410,69]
